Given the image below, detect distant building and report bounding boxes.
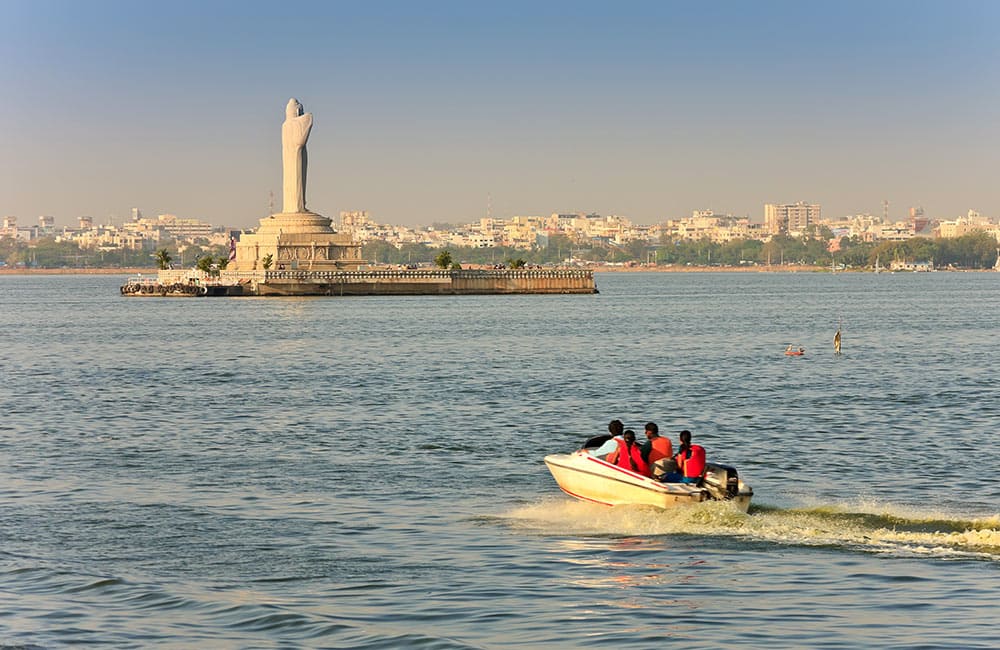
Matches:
[1,216,33,241]
[153,214,212,240]
[937,211,1000,241]
[890,259,934,272]
[764,202,821,235]
[874,223,914,241]
[340,210,371,228]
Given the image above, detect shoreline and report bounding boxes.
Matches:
[594,264,823,273]
[1,265,992,275]
[0,268,157,275]
[0,265,827,275]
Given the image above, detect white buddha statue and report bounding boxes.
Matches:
[281,98,313,214]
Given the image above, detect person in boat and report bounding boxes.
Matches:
[661,430,706,483]
[607,430,649,476]
[640,422,674,479]
[583,419,625,458]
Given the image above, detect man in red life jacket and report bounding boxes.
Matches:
[640,422,674,478]
[607,430,649,476]
[662,429,706,483]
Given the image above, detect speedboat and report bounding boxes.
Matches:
[544,448,753,512]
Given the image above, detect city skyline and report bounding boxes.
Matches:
[3,1,999,229]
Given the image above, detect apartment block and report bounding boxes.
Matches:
[764,202,821,235]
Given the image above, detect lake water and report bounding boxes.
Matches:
[1,271,998,649]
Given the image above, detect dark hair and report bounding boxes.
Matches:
[608,419,624,436]
[645,422,658,435]
[623,430,636,444]
[679,429,692,444]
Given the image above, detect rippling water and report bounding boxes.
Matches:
[2,271,999,648]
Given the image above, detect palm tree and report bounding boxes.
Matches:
[262,254,274,270]
[434,250,453,269]
[154,248,171,270]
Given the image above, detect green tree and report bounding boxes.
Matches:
[23,238,96,268]
[154,248,172,270]
[262,253,274,270]
[623,239,650,263]
[833,236,876,268]
[716,239,761,266]
[937,231,997,268]
[399,243,435,265]
[434,250,453,269]
[507,257,526,268]
[0,237,23,266]
[362,240,401,265]
[760,235,801,265]
[542,233,574,264]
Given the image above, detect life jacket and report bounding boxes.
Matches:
[612,438,649,476]
[604,436,622,463]
[647,436,673,463]
[676,444,706,479]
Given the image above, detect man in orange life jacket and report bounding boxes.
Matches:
[640,422,674,479]
[662,430,706,483]
[607,430,649,476]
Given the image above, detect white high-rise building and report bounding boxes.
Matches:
[764,202,821,234]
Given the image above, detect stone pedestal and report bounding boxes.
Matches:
[231,211,364,271]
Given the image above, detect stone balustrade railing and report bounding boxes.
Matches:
[218,268,594,281]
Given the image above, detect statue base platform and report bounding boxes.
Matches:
[230,210,365,272]
[255,211,334,235]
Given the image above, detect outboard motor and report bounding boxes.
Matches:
[702,463,741,501]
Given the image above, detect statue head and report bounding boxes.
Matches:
[286,98,303,120]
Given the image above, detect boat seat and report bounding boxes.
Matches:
[650,458,678,480]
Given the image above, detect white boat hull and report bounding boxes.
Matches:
[544,451,752,512]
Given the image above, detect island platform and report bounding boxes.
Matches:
[121,268,597,297]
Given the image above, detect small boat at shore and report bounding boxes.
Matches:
[543,447,752,512]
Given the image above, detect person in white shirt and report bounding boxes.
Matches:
[584,419,625,457]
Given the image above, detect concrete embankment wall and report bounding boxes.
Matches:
[450,270,595,294]
[221,269,596,296]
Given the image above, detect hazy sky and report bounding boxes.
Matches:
[2,1,999,229]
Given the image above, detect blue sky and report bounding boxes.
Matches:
[2,0,999,228]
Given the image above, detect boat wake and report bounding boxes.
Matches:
[502,497,1000,561]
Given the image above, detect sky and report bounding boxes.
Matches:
[2,0,999,229]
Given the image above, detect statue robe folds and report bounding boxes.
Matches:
[282,98,313,214]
